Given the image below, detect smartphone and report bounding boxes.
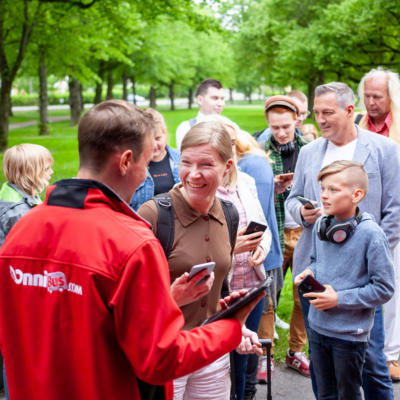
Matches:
[298,274,326,300]
[297,196,316,210]
[243,221,268,239]
[187,262,216,285]
[278,173,294,181]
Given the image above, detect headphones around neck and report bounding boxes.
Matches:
[271,135,296,157]
[317,207,362,244]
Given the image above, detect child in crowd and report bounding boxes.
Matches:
[0,143,54,400]
[294,160,394,400]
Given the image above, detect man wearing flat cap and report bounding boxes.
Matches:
[250,96,310,397]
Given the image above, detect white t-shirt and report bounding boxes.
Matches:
[284,201,301,229]
[175,111,206,151]
[321,138,358,168]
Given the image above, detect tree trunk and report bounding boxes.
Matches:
[94,60,105,104]
[122,71,128,101]
[308,76,317,119]
[169,81,175,111]
[0,79,12,151]
[69,77,82,126]
[149,86,156,108]
[188,88,193,109]
[229,88,234,104]
[131,76,136,105]
[38,54,49,136]
[318,71,325,86]
[107,71,113,100]
[248,86,252,104]
[9,98,13,117]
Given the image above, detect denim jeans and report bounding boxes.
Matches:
[299,292,395,400]
[309,328,367,400]
[233,297,265,400]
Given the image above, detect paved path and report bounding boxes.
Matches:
[9,116,71,131]
[256,362,400,399]
[0,364,398,399]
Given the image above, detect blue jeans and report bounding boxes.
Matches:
[233,297,265,400]
[309,328,367,400]
[299,292,394,400]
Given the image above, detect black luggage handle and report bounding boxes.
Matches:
[259,339,272,400]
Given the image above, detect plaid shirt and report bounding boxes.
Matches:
[217,186,261,291]
[263,134,308,253]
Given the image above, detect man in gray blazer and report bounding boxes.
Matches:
[286,82,400,400]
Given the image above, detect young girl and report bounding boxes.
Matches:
[0,143,54,400]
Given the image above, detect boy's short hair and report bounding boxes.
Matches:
[78,100,156,173]
[196,79,223,97]
[318,160,368,198]
[3,144,54,197]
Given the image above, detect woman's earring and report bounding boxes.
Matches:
[121,171,127,178]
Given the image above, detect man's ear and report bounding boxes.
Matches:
[346,104,355,118]
[222,159,233,178]
[119,149,133,177]
[197,95,203,106]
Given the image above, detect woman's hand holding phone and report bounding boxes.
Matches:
[171,270,215,307]
[234,227,263,255]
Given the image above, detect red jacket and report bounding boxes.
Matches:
[0,179,241,400]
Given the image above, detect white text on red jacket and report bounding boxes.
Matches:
[10,266,83,295]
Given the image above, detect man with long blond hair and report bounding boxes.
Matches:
[356,68,400,382]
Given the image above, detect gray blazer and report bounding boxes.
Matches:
[286,126,400,279]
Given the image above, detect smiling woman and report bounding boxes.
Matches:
[138,121,261,400]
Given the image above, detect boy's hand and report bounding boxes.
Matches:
[294,268,314,286]
[306,285,338,311]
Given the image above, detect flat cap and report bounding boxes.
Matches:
[264,95,299,117]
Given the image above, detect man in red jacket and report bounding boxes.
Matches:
[0,100,264,400]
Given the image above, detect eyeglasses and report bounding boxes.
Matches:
[299,111,311,118]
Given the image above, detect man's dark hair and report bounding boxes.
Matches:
[196,79,223,97]
[78,100,156,173]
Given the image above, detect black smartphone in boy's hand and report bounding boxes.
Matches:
[298,274,326,300]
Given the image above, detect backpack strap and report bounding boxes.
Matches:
[189,118,197,128]
[355,113,364,125]
[218,198,239,248]
[151,193,175,260]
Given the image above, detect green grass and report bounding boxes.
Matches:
[273,269,309,363]
[9,109,84,124]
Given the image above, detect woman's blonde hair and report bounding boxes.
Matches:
[181,120,238,191]
[236,130,273,164]
[300,124,319,140]
[3,144,54,197]
[145,108,169,144]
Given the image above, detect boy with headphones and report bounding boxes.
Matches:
[294,160,394,399]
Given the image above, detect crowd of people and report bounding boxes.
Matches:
[0,69,399,400]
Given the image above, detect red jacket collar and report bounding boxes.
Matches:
[44,179,151,228]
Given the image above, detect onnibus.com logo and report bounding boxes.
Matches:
[10,266,83,295]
